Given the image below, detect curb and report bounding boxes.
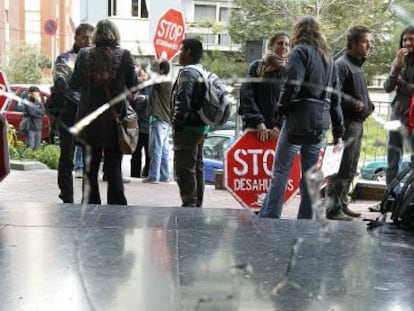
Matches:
[10,160,49,170]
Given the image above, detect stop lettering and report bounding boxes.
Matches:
[153,9,185,61]
[225,130,301,210]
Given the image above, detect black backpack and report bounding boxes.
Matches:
[370,163,414,231]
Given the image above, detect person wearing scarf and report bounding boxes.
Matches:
[239,31,290,141]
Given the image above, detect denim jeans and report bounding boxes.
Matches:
[27,130,41,149]
[74,145,83,171]
[259,123,326,219]
[148,120,171,181]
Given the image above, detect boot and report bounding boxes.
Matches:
[342,205,361,218]
[326,210,353,221]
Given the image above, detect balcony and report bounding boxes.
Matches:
[186,24,240,52]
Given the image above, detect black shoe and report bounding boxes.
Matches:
[58,192,73,203]
[343,206,361,218]
[327,210,353,221]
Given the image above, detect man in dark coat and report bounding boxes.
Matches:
[326,26,374,221]
[53,23,94,203]
[171,38,208,207]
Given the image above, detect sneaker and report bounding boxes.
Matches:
[326,210,353,221]
[159,178,171,183]
[74,170,83,179]
[142,178,159,184]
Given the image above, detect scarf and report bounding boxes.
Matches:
[257,50,287,77]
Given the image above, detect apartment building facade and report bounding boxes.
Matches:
[78,0,239,64]
[0,0,74,62]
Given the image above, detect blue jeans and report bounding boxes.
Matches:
[259,123,326,219]
[148,119,170,181]
[27,130,41,149]
[74,145,83,171]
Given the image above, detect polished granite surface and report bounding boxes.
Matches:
[0,202,413,311]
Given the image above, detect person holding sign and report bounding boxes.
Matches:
[326,26,374,221]
[239,31,290,141]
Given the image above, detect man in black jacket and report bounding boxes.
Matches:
[171,38,208,207]
[326,26,374,220]
[53,23,93,203]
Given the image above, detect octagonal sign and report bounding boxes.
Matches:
[225,130,301,210]
[153,8,185,61]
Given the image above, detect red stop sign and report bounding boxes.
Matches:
[0,70,10,109]
[225,130,301,210]
[153,9,185,61]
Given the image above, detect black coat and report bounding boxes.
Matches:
[336,52,374,122]
[239,59,285,129]
[384,56,414,124]
[279,44,344,140]
[171,64,206,131]
[70,46,137,148]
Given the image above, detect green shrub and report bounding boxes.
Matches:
[7,124,60,169]
[361,116,387,162]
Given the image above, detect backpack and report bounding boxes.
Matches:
[186,65,231,127]
[369,163,414,231]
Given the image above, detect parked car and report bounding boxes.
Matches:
[360,156,411,181]
[203,130,235,184]
[0,84,51,141]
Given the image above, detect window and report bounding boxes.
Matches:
[109,0,148,18]
[219,7,230,23]
[194,4,216,22]
[203,136,231,160]
[108,0,117,16]
[132,0,148,18]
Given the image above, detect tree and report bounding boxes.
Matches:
[202,50,248,78]
[3,43,51,84]
[229,0,397,80]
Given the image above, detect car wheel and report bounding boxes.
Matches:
[373,169,385,182]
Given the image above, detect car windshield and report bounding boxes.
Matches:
[203,136,231,160]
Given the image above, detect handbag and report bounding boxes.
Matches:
[112,103,139,154]
[105,86,139,154]
[287,61,333,145]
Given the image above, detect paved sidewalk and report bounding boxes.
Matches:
[0,166,382,222]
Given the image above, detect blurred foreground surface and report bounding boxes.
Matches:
[1,168,413,310]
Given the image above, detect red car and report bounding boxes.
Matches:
[0,84,51,141]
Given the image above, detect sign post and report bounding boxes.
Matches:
[153,9,185,61]
[225,131,301,211]
[44,19,58,66]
